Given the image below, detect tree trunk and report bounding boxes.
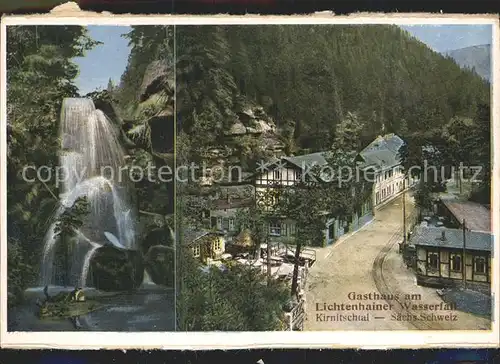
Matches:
[290,241,302,298]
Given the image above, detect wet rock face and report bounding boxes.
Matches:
[144,245,174,287]
[90,246,144,291]
[140,60,174,103]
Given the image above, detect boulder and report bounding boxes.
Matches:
[224,122,247,136]
[140,226,173,256]
[254,119,275,133]
[246,127,260,134]
[144,245,174,287]
[90,246,144,291]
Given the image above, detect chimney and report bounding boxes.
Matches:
[441,230,446,241]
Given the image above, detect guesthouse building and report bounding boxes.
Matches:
[254,152,374,246]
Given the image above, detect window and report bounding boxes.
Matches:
[294,169,301,181]
[216,217,222,229]
[450,253,462,272]
[192,245,201,257]
[474,256,487,274]
[328,223,335,239]
[289,223,296,236]
[269,221,281,236]
[228,218,235,231]
[281,223,288,236]
[222,218,229,230]
[213,239,222,252]
[273,169,281,180]
[427,251,439,269]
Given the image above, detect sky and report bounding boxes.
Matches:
[71,24,492,94]
[73,26,132,95]
[400,24,492,53]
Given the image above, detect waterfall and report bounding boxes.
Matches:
[40,98,137,288]
[142,269,155,286]
[80,245,100,288]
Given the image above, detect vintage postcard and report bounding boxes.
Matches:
[1,9,499,349]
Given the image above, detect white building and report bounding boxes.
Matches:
[356,133,410,207]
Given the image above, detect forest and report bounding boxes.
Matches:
[6,24,491,331]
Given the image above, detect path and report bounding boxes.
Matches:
[304,193,490,331]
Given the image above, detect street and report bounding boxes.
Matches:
[304,193,491,331]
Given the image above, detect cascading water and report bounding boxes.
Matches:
[40,98,137,288]
[141,269,155,286]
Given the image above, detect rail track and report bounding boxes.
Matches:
[371,220,444,331]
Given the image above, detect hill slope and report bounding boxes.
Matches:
[444,44,491,82]
[175,25,490,155]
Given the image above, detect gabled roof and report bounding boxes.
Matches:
[182,229,209,246]
[412,226,492,252]
[358,134,405,170]
[283,152,329,170]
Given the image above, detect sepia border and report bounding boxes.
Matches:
[1,9,499,349]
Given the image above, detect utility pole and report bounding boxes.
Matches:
[403,176,407,248]
[458,162,463,195]
[462,218,467,289]
[266,236,272,286]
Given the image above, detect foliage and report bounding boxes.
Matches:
[176,247,289,331]
[332,111,366,152]
[222,25,489,151]
[54,197,90,240]
[176,26,239,157]
[7,25,99,299]
[54,196,90,286]
[115,26,173,118]
[398,103,491,205]
[7,237,35,306]
[235,202,268,259]
[414,181,435,211]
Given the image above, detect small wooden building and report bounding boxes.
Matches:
[183,229,226,263]
[413,226,492,290]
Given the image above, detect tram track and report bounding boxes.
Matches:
[371,220,444,330]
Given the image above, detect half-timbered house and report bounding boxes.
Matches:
[413,226,492,291]
[254,152,374,246]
